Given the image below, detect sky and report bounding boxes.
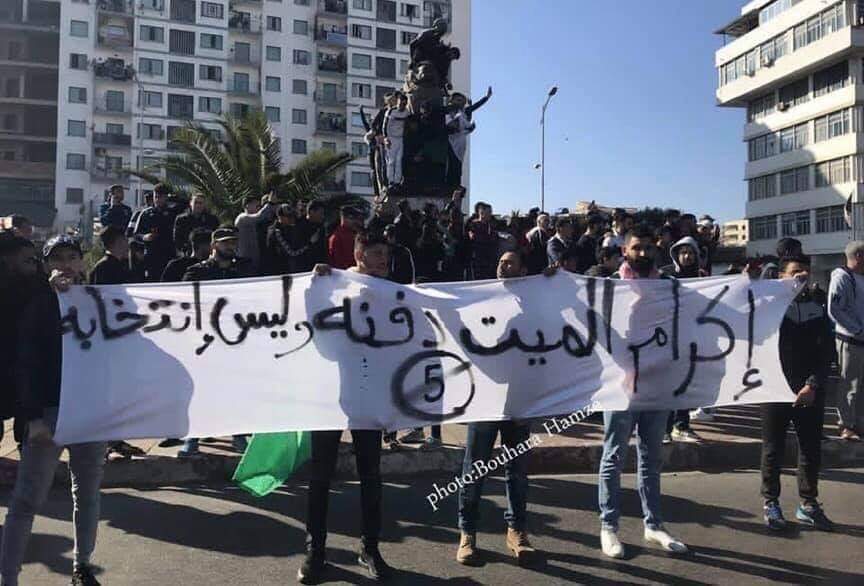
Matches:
[468,0,747,222]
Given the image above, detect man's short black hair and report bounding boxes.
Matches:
[555,217,573,229]
[474,201,491,214]
[626,223,655,243]
[99,225,125,250]
[779,254,811,273]
[189,228,213,249]
[153,183,170,196]
[586,213,604,228]
[355,231,389,252]
[598,246,621,262]
[9,214,30,228]
[665,209,681,220]
[776,237,803,258]
[498,249,525,266]
[680,213,696,222]
[307,199,325,213]
[243,195,261,206]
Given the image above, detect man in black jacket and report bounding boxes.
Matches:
[173,195,219,255]
[1,236,106,586]
[89,226,130,286]
[132,183,181,280]
[761,254,835,532]
[161,228,214,282]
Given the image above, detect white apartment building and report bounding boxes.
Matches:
[715,0,864,277]
[721,218,749,246]
[52,0,470,233]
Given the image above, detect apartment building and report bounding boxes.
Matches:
[0,0,60,231]
[721,218,749,246]
[49,0,469,233]
[715,0,864,277]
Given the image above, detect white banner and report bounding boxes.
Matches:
[54,272,799,444]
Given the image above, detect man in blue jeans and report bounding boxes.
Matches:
[599,225,688,559]
[456,251,541,567]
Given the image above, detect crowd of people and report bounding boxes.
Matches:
[2,183,863,584]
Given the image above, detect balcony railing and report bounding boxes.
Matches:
[316,113,347,133]
[318,0,347,16]
[315,26,348,46]
[93,101,132,116]
[228,13,262,33]
[90,164,129,181]
[314,88,347,106]
[93,132,132,147]
[96,0,134,16]
[318,53,347,73]
[228,52,260,65]
[228,81,261,95]
[93,60,135,81]
[97,34,133,51]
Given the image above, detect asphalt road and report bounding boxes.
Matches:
[2,468,863,585]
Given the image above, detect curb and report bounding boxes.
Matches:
[5,437,862,489]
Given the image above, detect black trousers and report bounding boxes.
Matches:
[306,430,382,551]
[760,394,824,504]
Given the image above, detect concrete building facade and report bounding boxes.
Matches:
[47,0,469,233]
[721,218,749,246]
[715,0,864,276]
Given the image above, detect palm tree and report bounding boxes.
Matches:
[131,111,363,222]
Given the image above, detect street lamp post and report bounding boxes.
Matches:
[540,86,558,213]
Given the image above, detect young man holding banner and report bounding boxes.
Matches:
[599,225,688,559]
[299,233,393,584]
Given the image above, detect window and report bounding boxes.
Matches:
[750,216,777,241]
[167,94,194,118]
[292,108,307,124]
[401,3,418,18]
[170,29,196,55]
[265,76,281,91]
[199,64,222,81]
[351,141,369,157]
[782,211,811,236]
[814,109,850,142]
[198,96,222,113]
[376,27,396,50]
[400,59,408,75]
[816,205,847,232]
[139,57,164,76]
[293,79,307,94]
[291,139,307,154]
[267,16,282,31]
[401,31,417,45]
[352,83,372,98]
[1,114,18,131]
[139,123,163,140]
[140,25,165,43]
[105,123,124,135]
[293,50,310,65]
[780,166,809,194]
[777,122,808,153]
[69,54,88,70]
[376,57,396,79]
[66,188,84,204]
[778,78,808,107]
[353,0,372,10]
[266,107,281,122]
[141,0,164,9]
[266,46,282,61]
[169,61,195,86]
[232,72,250,92]
[815,157,850,187]
[351,171,372,187]
[748,174,777,201]
[171,0,196,22]
[352,53,372,69]
[70,20,88,38]
[68,120,86,137]
[69,87,87,103]
[294,19,309,35]
[200,1,224,18]
[813,60,848,97]
[105,90,125,112]
[351,112,364,127]
[66,153,85,170]
[200,33,223,50]
[351,24,372,40]
[806,16,823,45]
[141,90,163,108]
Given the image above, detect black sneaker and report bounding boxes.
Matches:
[763,500,787,531]
[71,564,100,586]
[796,502,835,532]
[358,545,393,581]
[296,550,325,584]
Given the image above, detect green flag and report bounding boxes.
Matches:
[232,431,311,497]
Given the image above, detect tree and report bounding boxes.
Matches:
[131,111,362,222]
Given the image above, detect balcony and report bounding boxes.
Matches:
[228,52,260,65]
[0,160,55,180]
[315,24,348,46]
[97,34,133,51]
[228,80,261,96]
[314,87,347,106]
[318,0,347,17]
[318,52,347,74]
[93,59,135,81]
[93,100,132,116]
[96,0,134,16]
[228,13,262,34]
[93,132,132,147]
[316,112,346,134]
[90,163,129,181]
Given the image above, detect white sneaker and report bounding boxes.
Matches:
[644,526,688,554]
[689,408,714,422]
[600,528,625,559]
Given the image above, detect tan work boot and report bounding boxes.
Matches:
[506,528,537,566]
[456,532,480,565]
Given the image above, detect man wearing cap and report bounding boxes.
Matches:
[178,227,253,456]
[99,184,133,232]
[132,183,182,280]
[328,206,365,270]
[2,235,107,586]
[173,195,219,255]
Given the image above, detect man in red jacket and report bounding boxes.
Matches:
[328,206,365,269]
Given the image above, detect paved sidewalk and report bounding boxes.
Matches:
[1,401,863,488]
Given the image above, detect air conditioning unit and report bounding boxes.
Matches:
[778,102,790,111]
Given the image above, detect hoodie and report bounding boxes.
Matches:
[661,236,704,278]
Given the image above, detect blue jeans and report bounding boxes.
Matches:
[457,421,530,534]
[598,410,668,531]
